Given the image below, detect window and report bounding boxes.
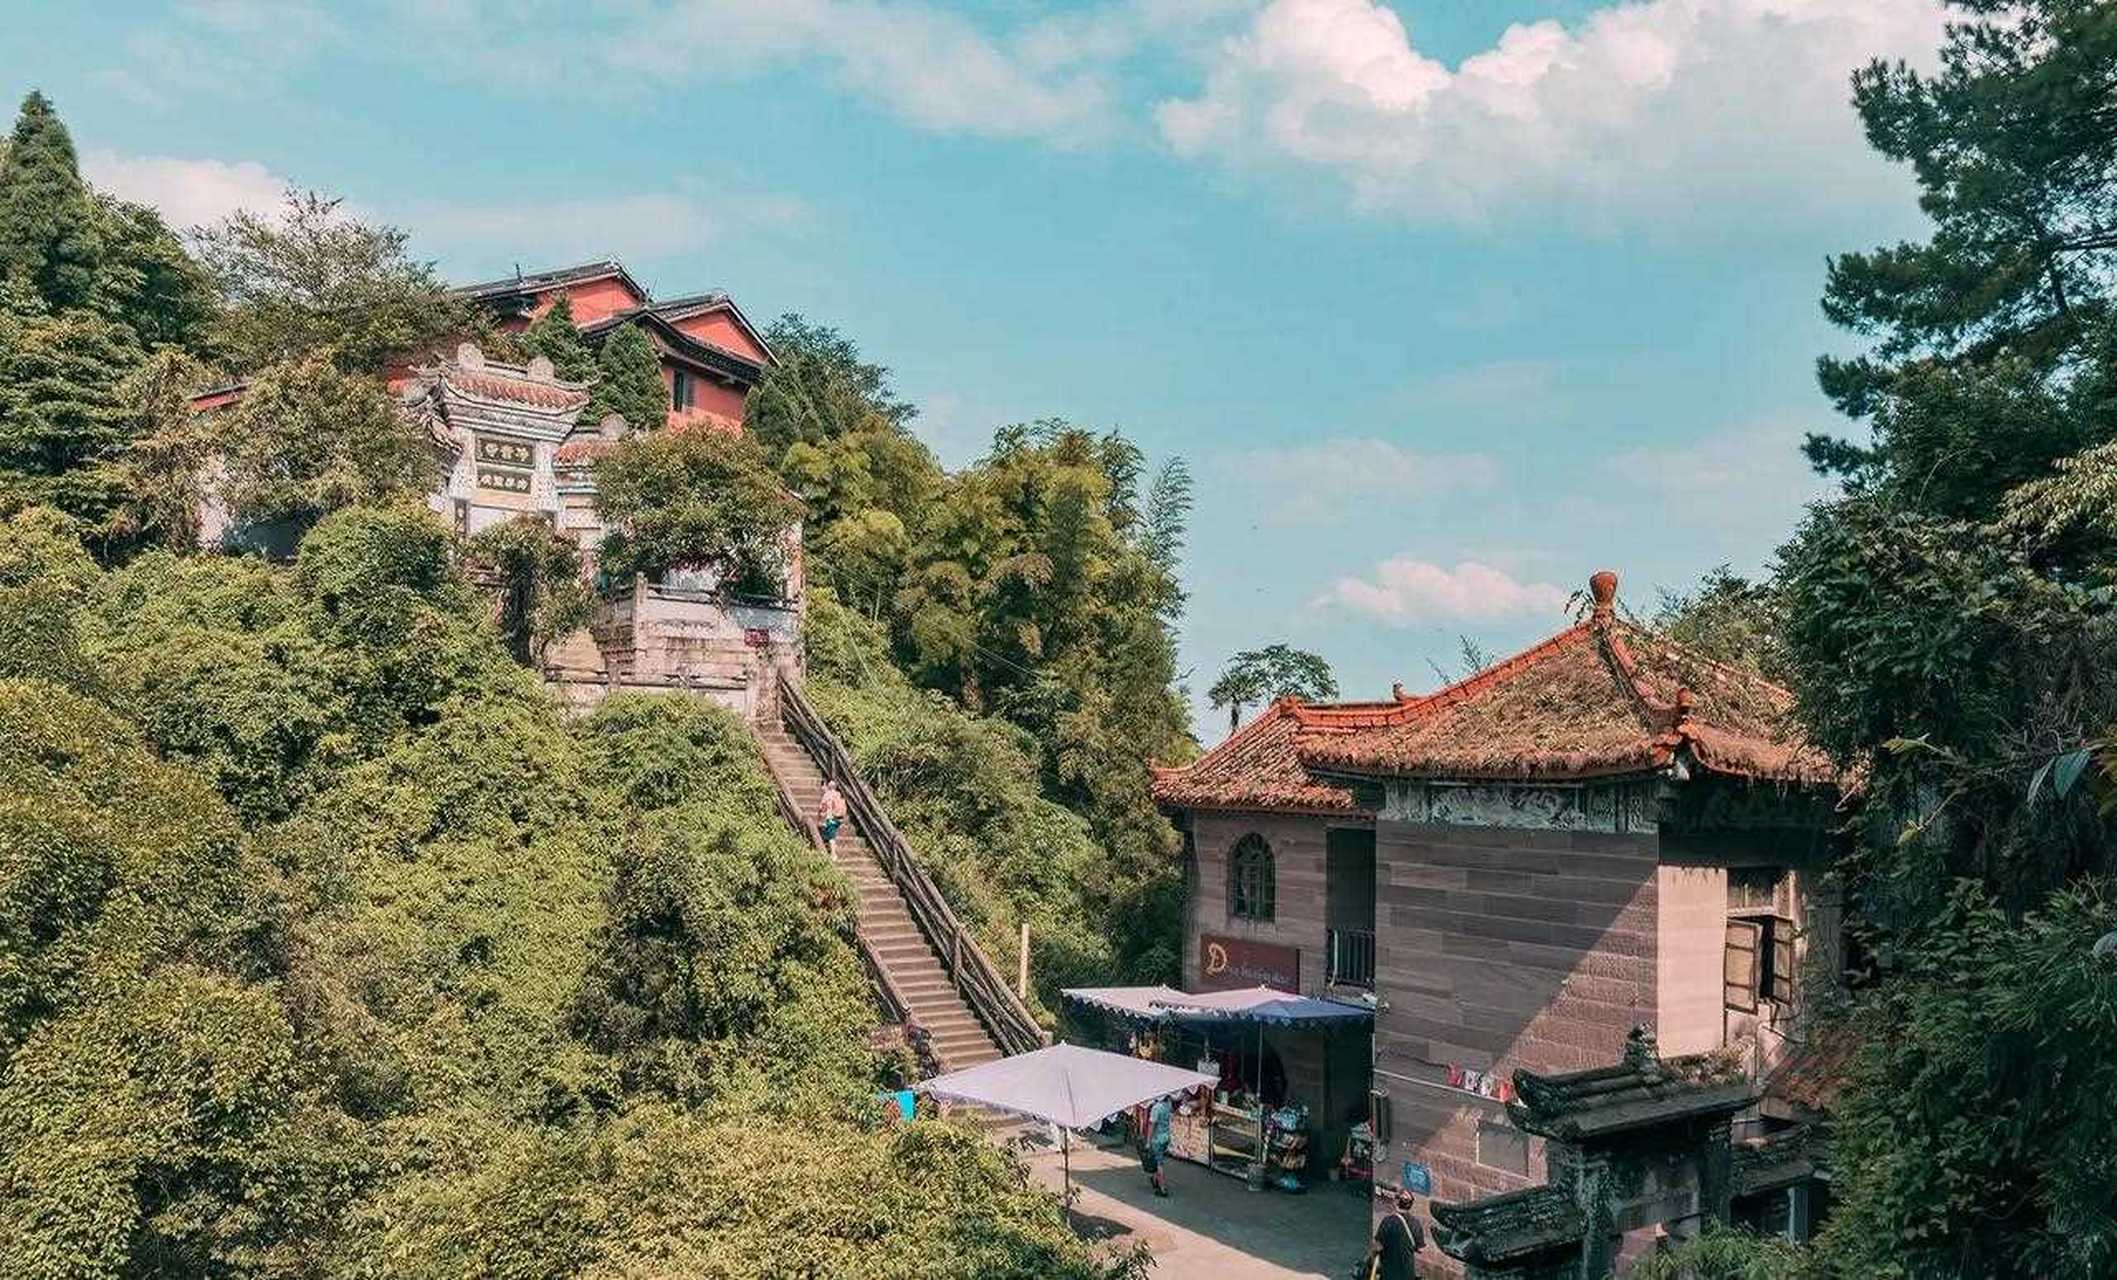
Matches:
[672,369,695,411]
[1476,1121,1530,1175]
[1726,867,1795,1012]
[1726,916,1795,1011]
[1229,834,1275,922]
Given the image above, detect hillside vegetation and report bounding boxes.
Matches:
[0,505,1140,1279]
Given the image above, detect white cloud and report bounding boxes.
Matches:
[1599,416,1833,549]
[80,150,291,230]
[1221,436,1500,525]
[1156,0,1947,229]
[595,0,1127,143]
[412,190,809,264]
[1320,556,1570,625]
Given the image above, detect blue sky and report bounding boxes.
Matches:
[1,0,1948,740]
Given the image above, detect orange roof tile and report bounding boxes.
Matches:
[1300,617,1832,785]
[1151,699,1373,815]
[1158,572,1836,812]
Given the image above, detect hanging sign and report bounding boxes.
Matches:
[1199,934,1300,992]
[1400,1161,1432,1195]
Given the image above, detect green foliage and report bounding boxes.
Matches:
[465,514,594,666]
[191,190,472,374]
[106,348,219,551]
[0,91,102,310]
[1652,565,1790,684]
[586,321,667,432]
[1628,1225,1810,1280]
[517,293,596,383]
[1766,7,2117,1275]
[86,193,214,351]
[1815,882,2117,1280]
[0,295,144,525]
[592,426,799,589]
[1207,643,1338,730]
[0,505,96,687]
[215,354,434,528]
[748,312,917,459]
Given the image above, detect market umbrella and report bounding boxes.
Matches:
[914,1042,1216,1201]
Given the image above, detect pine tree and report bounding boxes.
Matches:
[0,288,143,523]
[0,91,102,311]
[516,294,595,383]
[588,322,668,431]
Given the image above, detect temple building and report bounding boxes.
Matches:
[454,260,774,432]
[1152,570,1843,1271]
[193,260,802,721]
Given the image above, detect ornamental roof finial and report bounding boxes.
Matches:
[1588,569,1618,626]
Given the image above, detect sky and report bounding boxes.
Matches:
[0,0,1947,741]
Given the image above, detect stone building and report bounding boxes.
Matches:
[1152,571,1841,1271]
[192,260,803,722]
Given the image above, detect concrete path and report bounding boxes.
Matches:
[1024,1138,1372,1279]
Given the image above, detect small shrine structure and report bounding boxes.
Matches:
[1429,1027,1816,1279]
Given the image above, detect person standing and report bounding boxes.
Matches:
[1142,1094,1174,1197]
[816,779,847,854]
[1367,1189,1425,1280]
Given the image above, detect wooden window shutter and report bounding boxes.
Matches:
[1769,918,1796,1005]
[1725,919,1762,1012]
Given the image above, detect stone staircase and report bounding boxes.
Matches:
[755,721,1007,1073]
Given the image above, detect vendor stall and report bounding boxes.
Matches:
[1062,984,1373,1189]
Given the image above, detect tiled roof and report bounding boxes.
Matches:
[455,260,646,302]
[1150,694,1414,815]
[1154,571,1834,815]
[1507,1027,1756,1141]
[1298,576,1833,786]
[401,346,592,446]
[1763,1027,1858,1115]
[1429,1185,1584,1267]
[580,309,769,383]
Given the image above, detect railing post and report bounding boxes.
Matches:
[950,926,961,986]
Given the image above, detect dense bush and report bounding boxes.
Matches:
[0,509,1139,1280]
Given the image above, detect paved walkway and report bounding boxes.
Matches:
[1023,1137,1372,1279]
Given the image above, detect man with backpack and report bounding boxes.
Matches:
[1366,1188,1426,1280]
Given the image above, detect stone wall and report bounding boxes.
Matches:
[1371,820,1661,1268]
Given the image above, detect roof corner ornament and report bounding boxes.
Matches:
[1622,1024,1658,1070]
[1391,681,1410,703]
[1588,569,1618,626]
[525,354,556,382]
[456,341,485,371]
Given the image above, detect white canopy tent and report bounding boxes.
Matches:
[915,1041,1216,1199]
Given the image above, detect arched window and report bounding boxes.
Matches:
[1229,833,1276,922]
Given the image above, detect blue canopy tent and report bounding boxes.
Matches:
[914,1042,1216,1200]
[1062,985,1373,1181]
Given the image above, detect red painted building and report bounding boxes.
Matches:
[455,260,775,431]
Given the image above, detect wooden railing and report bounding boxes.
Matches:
[758,743,916,1032]
[777,673,1049,1057]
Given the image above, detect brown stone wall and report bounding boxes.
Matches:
[1186,811,1333,993]
[1370,820,1661,1265]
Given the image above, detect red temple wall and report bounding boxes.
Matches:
[672,310,769,363]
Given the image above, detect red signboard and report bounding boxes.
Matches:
[1198,934,1300,992]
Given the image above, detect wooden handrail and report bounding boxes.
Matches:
[777,673,1049,1056]
[758,741,916,1032]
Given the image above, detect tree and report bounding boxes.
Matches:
[105,348,218,551]
[591,427,800,589]
[87,193,214,351]
[463,514,594,667]
[586,322,667,432]
[0,293,142,526]
[190,191,471,373]
[0,91,101,311]
[747,313,917,458]
[1763,6,2117,1275]
[214,354,434,529]
[517,293,596,383]
[1208,643,1337,731]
